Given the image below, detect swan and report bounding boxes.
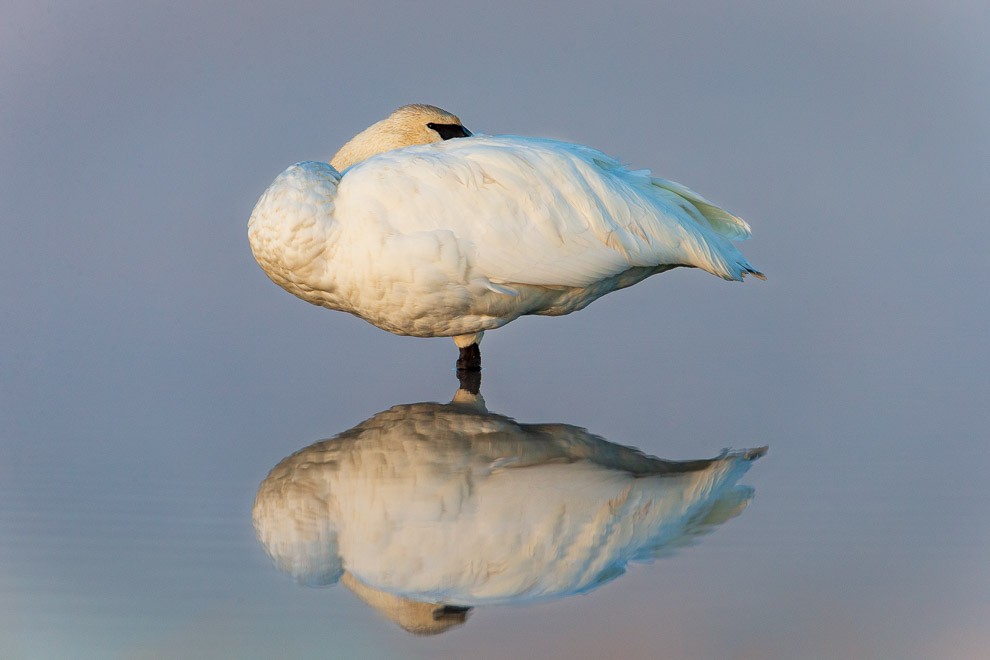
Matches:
[252,390,766,632]
[248,104,764,371]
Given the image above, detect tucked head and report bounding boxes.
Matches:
[330,104,472,171]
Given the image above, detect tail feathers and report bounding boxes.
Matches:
[742,264,767,281]
[713,247,766,283]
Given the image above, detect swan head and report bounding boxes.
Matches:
[330,104,472,171]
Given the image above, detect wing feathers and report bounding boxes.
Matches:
[334,136,760,287]
[652,178,753,241]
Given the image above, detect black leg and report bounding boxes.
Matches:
[455,343,482,394]
[456,368,481,395]
[456,343,481,372]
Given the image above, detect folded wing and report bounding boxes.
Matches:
[334,135,762,287]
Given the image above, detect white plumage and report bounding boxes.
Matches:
[252,392,765,624]
[248,105,763,364]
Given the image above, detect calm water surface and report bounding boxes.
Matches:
[2,363,986,659]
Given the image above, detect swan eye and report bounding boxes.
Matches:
[427,122,473,140]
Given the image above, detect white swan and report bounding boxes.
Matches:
[248,104,764,370]
[252,391,765,631]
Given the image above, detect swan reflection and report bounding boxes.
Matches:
[253,391,765,634]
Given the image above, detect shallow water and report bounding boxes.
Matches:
[2,361,986,659]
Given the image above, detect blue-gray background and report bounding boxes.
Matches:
[2,1,988,658]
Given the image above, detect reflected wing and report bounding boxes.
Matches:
[334,135,762,287]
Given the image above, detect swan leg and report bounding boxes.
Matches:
[452,332,484,371]
[455,348,482,394]
[456,343,482,372]
[452,332,483,393]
